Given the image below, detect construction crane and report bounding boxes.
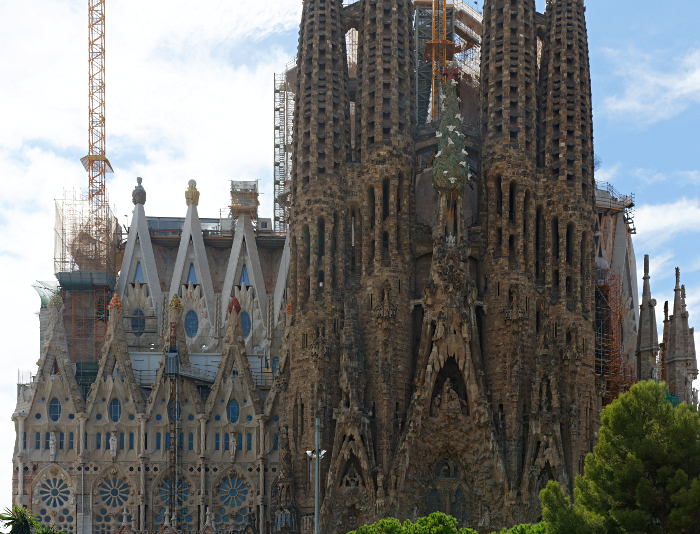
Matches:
[80,0,113,267]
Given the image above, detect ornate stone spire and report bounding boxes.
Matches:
[132,176,146,205]
[636,254,659,380]
[185,179,199,207]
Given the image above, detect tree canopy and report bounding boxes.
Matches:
[347,512,543,534]
[541,380,700,534]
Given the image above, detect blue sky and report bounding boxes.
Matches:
[0,0,699,512]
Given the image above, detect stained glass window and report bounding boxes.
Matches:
[156,433,161,450]
[274,434,279,451]
[225,433,230,451]
[35,432,40,450]
[238,433,243,452]
[228,400,240,423]
[59,432,64,450]
[49,398,61,421]
[129,433,134,450]
[155,479,193,533]
[185,311,199,338]
[240,311,252,338]
[69,433,73,450]
[216,433,220,450]
[96,433,101,450]
[426,488,441,515]
[247,433,252,452]
[109,399,121,422]
[35,476,74,532]
[188,433,194,451]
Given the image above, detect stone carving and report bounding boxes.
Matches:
[132,177,146,205]
[185,179,199,206]
[49,432,56,462]
[110,434,118,461]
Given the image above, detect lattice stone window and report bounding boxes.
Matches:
[49,398,61,422]
[154,478,194,533]
[33,468,75,533]
[215,475,251,530]
[93,473,132,534]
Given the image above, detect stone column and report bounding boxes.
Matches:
[197,415,208,456]
[78,414,87,456]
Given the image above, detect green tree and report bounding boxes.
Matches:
[347,511,543,534]
[0,506,38,534]
[541,380,700,534]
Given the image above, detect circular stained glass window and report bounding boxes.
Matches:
[99,478,130,508]
[39,477,70,508]
[240,312,251,338]
[185,311,198,338]
[219,478,248,508]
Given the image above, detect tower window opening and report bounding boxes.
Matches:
[382,179,390,220]
[496,176,503,216]
[566,223,574,265]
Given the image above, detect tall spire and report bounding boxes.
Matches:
[636,254,659,380]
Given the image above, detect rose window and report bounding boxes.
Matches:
[219,477,248,508]
[39,477,71,508]
[216,477,250,529]
[155,479,193,532]
[94,476,132,534]
[99,478,130,508]
[34,474,75,533]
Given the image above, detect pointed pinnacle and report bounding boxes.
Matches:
[676,267,681,289]
[644,254,649,277]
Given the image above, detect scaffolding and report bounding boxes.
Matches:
[595,266,636,406]
[274,61,296,234]
[414,1,482,126]
[54,189,118,366]
[595,181,636,235]
[230,180,260,224]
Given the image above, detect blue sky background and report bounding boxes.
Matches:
[1,0,699,511]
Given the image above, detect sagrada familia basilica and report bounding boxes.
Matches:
[11,0,698,533]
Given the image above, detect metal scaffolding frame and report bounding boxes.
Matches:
[595,266,636,406]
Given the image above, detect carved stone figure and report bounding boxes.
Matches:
[49,433,56,462]
[110,434,117,461]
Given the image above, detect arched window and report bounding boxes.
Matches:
[240,311,251,338]
[228,400,240,423]
[185,310,199,338]
[132,309,145,337]
[247,433,252,451]
[109,398,122,422]
[49,398,61,422]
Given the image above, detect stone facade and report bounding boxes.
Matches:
[13,1,699,533]
[277,0,600,532]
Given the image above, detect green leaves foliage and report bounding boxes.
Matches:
[540,380,700,534]
[0,506,67,534]
[347,512,543,534]
[0,506,38,534]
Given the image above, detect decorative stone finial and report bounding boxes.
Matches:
[644,254,649,277]
[164,507,171,527]
[132,177,146,205]
[228,297,241,315]
[109,293,123,313]
[682,285,686,301]
[185,179,200,207]
[665,301,669,321]
[205,508,212,527]
[676,267,681,288]
[169,294,183,314]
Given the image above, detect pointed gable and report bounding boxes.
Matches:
[116,178,163,329]
[221,214,270,332]
[168,182,215,321]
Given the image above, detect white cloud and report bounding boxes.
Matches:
[632,168,667,185]
[595,162,621,183]
[0,0,303,511]
[678,170,700,186]
[603,47,700,125]
[635,197,700,250]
